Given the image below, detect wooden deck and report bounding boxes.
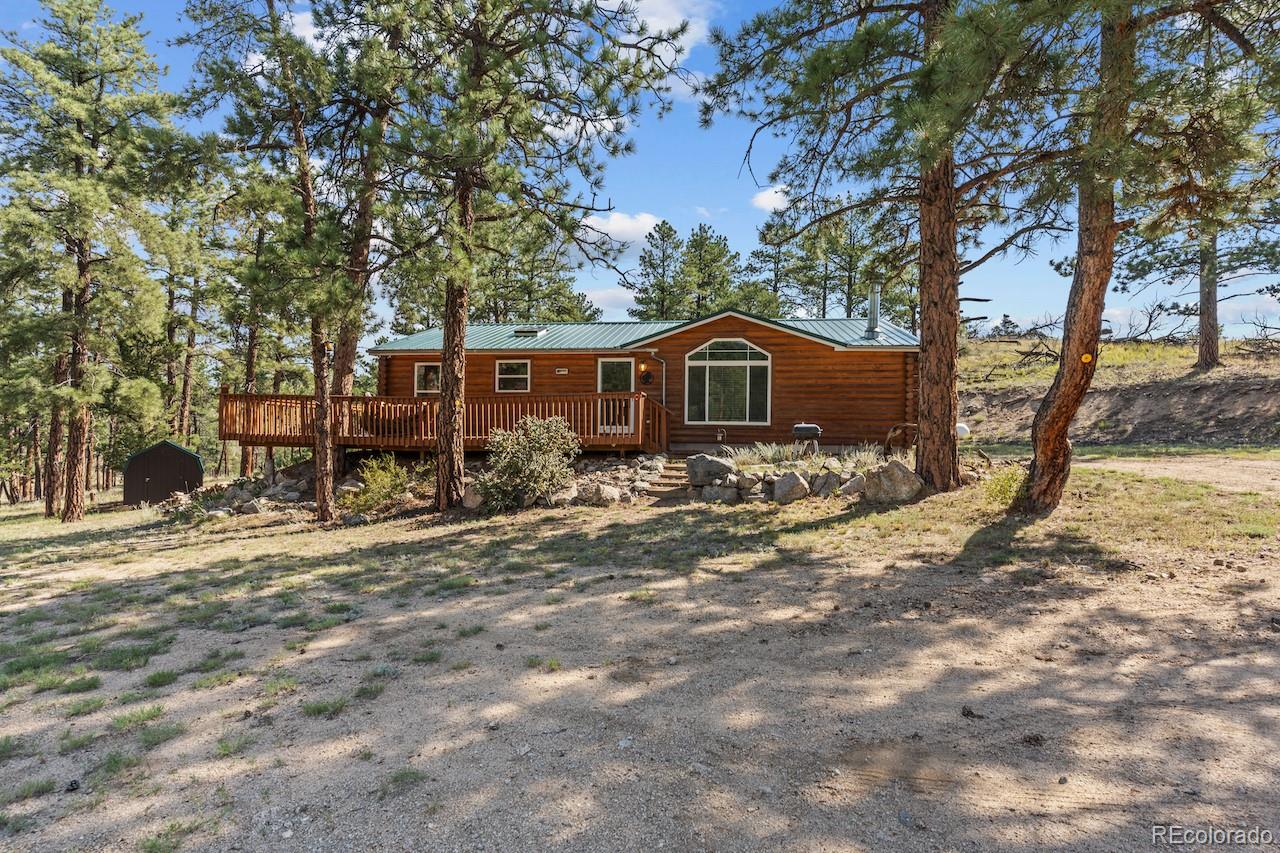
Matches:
[217,388,670,453]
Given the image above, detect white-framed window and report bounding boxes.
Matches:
[685,339,770,425]
[414,362,441,396]
[495,359,531,393]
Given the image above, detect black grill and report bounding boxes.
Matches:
[792,423,822,440]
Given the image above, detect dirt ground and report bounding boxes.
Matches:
[1,456,1278,852]
[1077,454,1280,497]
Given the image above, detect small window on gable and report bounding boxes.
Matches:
[496,360,531,392]
[414,362,441,395]
[513,326,546,338]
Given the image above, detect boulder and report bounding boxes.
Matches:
[737,472,761,491]
[344,513,370,526]
[580,482,622,506]
[864,460,923,503]
[239,499,266,515]
[773,471,810,504]
[840,473,867,497]
[686,453,735,486]
[811,471,841,498]
[543,482,579,507]
[280,491,301,503]
[206,508,232,520]
[702,484,741,503]
[462,483,485,510]
[336,483,362,496]
[298,501,318,512]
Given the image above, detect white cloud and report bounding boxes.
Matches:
[583,286,637,320]
[583,211,660,244]
[751,184,789,212]
[633,0,718,52]
[288,6,320,47]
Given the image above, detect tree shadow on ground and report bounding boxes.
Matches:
[0,485,1276,852]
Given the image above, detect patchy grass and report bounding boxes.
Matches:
[65,697,106,718]
[137,722,186,750]
[378,767,427,800]
[91,751,142,783]
[260,675,298,697]
[111,704,165,732]
[191,670,238,690]
[58,729,97,754]
[1,451,1278,851]
[5,777,55,804]
[59,674,101,693]
[143,670,178,688]
[137,819,202,853]
[0,735,25,762]
[301,697,347,719]
[215,734,254,758]
[625,588,657,605]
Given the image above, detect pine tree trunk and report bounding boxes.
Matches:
[27,414,41,502]
[45,353,68,518]
[914,0,961,494]
[165,275,179,428]
[1196,227,1219,369]
[1019,8,1134,514]
[240,316,259,478]
[311,316,336,521]
[177,282,199,436]
[331,323,360,396]
[267,0,329,521]
[436,176,474,510]
[62,255,92,522]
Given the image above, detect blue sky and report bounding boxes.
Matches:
[5,0,1276,336]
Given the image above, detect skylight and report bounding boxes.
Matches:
[513,326,547,337]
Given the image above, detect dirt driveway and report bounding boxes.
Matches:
[1,466,1278,852]
[1077,454,1280,496]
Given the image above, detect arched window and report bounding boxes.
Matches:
[685,339,770,425]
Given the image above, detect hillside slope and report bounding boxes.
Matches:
[959,341,1280,445]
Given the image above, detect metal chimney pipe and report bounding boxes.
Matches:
[864,279,880,339]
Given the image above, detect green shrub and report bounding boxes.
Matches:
[477,416,580,510]
[985,465,1030,510]
[338,455,424,515]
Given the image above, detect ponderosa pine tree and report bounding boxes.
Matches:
[0,0,179,521]
[184,0,346,520]
[1007,1,1279,511]
[626,221,690,320]
[701,0,1004,491]
[393,1,681,508]
[743,213,801,317]
[678,224,741,316]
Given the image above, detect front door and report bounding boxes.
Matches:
[597,358,635,434]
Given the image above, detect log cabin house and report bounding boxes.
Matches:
[218,309,919,456]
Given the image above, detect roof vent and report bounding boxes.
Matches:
[513,326,547,337]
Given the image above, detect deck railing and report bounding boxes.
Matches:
[219,388,669,453]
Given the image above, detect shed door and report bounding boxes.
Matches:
[597,359,635,435]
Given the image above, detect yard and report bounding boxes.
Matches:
[1,454,1278,851]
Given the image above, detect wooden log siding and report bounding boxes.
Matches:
[221,315,917,455]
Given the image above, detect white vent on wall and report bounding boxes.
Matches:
[513,326,547,337]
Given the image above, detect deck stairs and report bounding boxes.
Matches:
[639,456,693,502]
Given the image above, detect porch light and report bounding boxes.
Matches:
[639,361,648,372]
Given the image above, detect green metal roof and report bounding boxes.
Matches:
[369,310,919,353]
[123,439,205,474]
